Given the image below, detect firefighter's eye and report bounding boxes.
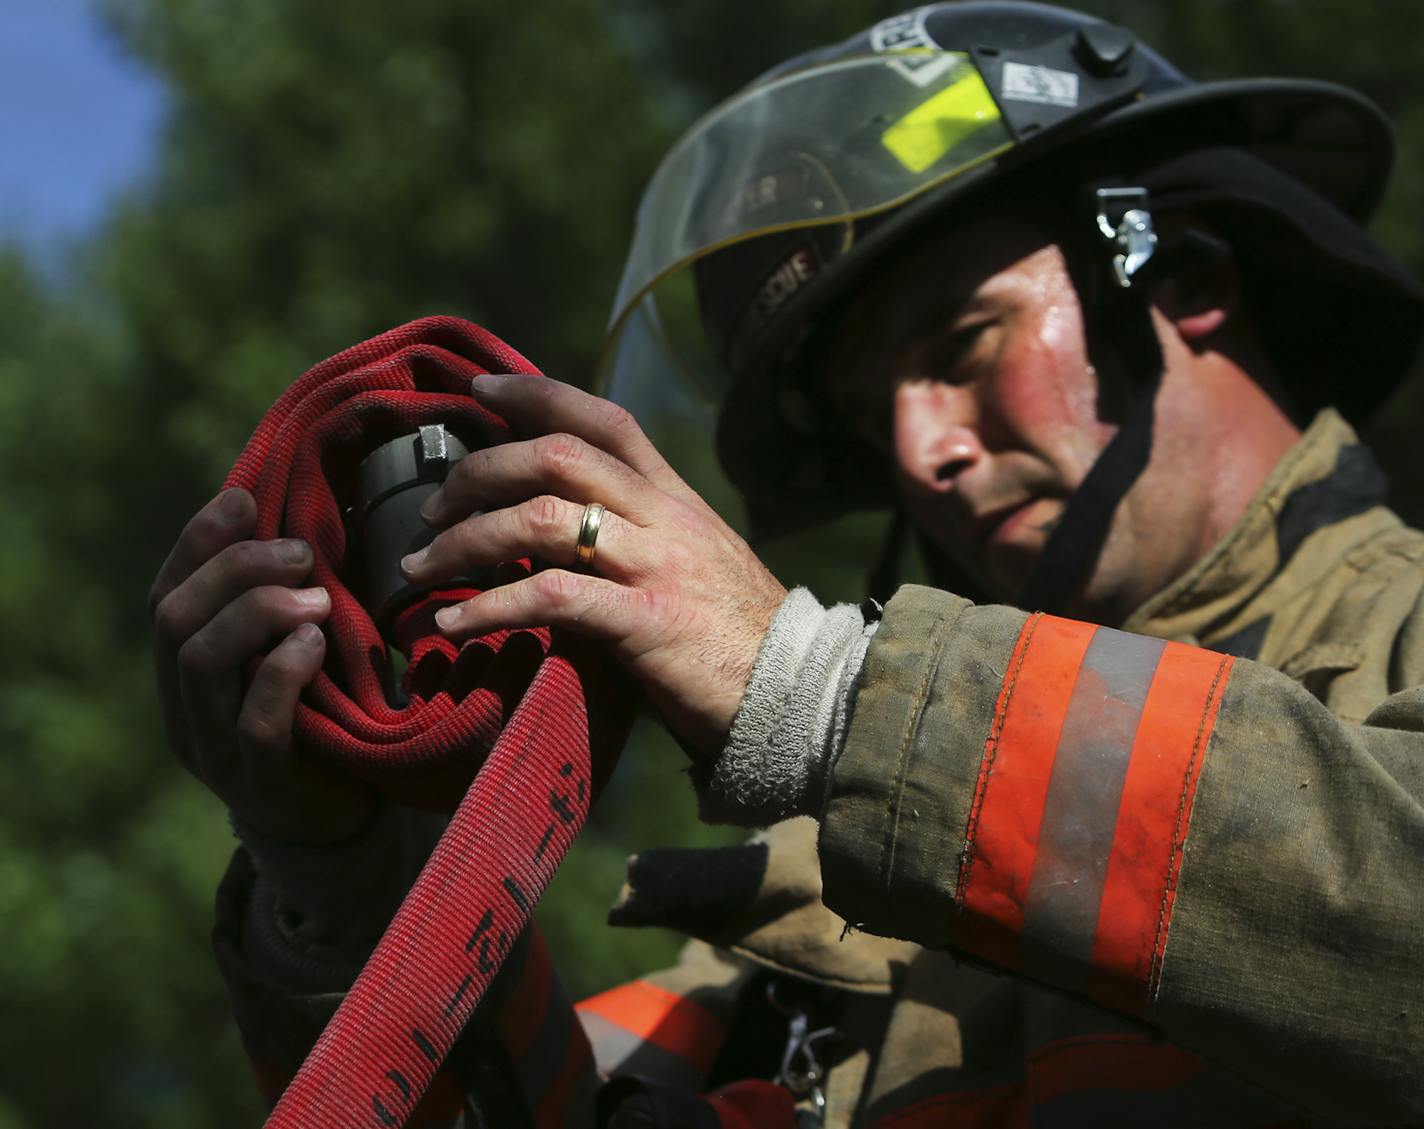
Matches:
[920,321,991,380]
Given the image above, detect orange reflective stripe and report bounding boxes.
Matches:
[1091,643,1232,1012]
[957,613,1097,971]
[576,979,724,1075]
[958,616,1234,1011]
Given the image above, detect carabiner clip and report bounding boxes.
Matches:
[768,981,838,1127]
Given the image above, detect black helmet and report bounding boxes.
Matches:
[599,1,1419,540]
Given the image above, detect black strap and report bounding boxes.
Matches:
[1017,208,1169,614]
[1017,300,1161,614]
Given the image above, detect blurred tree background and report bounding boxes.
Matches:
[4,1,1424,1125]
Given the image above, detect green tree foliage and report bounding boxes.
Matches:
[5,1,1424,1125]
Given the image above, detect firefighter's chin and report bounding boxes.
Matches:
[975,497,1061,602]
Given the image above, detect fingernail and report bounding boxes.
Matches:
[294,622,324,646]
[295,586,330,608]
[218,490,248,522]
[469,374,512,397]
[277,538,310,564]
[401,548,428,577]
[435,606,460,630]
[419,491,443,523]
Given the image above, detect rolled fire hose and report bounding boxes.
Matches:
[224,316,632,1128]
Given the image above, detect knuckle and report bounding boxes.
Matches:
[600,400,639,438]
[263,649,305,683]
[224,538,267,576]
[439,523,483,571]
[151,593,188,646]
[660,539,696,575]
[184,505,224,545]
[252,585,298,618]
[641,587,693,642]
[535,432,584,478]
[236,708,285,752]
[177,632,218,677]
[448,449,483,493]
[526,495,564,536]
[534,568,578,610]
[640,586,677,622]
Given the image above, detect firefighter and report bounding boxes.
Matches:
[152,3,1424,1123]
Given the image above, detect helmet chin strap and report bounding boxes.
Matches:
[1015,352,1160,616]
[1017,188,1220,617]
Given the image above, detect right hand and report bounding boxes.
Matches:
[149,487,376,843]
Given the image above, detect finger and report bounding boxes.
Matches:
[422,431,660,528]
[433,568,653,647]
[226,624,377,843]
[152,532,314,768]
[468,375,700,505]
[176,585,331,776]
[235,622,327,761]
[403,496,648,583]
[152,536,315,658]
[148,489,257,620]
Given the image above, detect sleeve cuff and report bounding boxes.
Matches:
[233,803,447,988]
[697,587,876,827]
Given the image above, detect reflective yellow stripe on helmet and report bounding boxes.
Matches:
[882,58,1003,174]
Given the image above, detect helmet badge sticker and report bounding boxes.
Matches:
[731,244,821,367]
[744,246,818,336]
[870,7,958,87]
[1000,62,1080,108]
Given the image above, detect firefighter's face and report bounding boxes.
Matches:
[826,212,1294,623]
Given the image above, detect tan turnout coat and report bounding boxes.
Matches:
[218,411,1424,1126]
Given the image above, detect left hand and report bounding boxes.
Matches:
[399,374,788,757]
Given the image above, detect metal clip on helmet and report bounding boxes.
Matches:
[599,1,1408,546]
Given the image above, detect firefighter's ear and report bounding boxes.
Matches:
[1153,228,1239,343]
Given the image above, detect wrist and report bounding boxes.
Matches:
[234,802,445,961]
[695,587,877,826]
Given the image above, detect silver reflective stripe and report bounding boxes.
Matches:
[1021,627,1166,987]
[576,1012,705,1091]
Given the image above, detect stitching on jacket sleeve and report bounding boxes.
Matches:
[878,599,970,899]
[1148,653,1233,1006]
[955,612,1043,906]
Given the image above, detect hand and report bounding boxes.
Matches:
[149,488,376,843]
[399,375,788,758]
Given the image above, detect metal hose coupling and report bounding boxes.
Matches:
[348,422,493,635]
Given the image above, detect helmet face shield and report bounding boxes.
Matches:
[600,51,1013,417]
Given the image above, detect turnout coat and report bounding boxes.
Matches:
[217,410,1424,1127]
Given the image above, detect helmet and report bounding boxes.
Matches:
[599,2,1418,543]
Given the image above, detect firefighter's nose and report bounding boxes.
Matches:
[892,381,983,493]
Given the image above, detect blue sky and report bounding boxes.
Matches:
[1,0,166,252]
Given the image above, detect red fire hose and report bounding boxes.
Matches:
[225,317,631,1128]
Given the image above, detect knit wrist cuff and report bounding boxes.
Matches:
[697,587,876,826]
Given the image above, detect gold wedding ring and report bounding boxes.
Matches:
[575,502,606,568]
